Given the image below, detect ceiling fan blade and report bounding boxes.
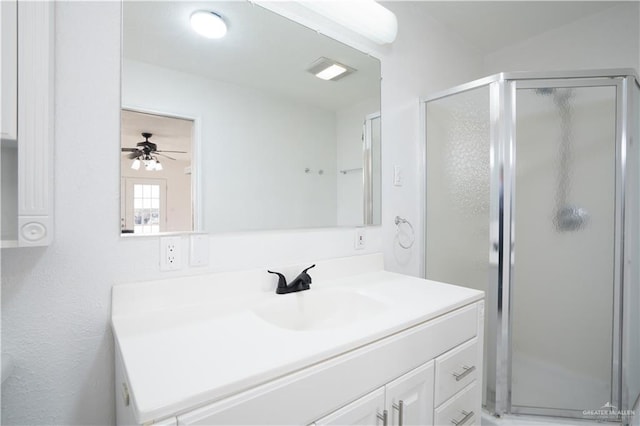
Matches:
[121,147,139,152]
[155,152,177,161]
[128,152,141,160]
[156,150,187,154]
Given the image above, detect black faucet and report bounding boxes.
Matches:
[267,264,316,294]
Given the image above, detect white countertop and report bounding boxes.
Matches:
[112,254,483,423]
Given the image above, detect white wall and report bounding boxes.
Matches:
[0,2,484,424]
[483,3,640,75]
[377,1,485,276]
[123,59,338,233]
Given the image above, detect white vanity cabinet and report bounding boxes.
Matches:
[112,255,485,426]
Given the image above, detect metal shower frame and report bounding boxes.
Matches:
[420,68,640,420]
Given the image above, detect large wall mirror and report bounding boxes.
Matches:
[121,1,381,235]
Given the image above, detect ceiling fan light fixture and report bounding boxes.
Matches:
[155,161,163,171]
[190,11,227,39]
[131,159,141,170]
[144,158,157,171]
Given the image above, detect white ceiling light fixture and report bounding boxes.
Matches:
[190,11,227,39]
[308,57,355,81]
[297,0,397,45]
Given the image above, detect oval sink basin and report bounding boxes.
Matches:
[252,289,386,331]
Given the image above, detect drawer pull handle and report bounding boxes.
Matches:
[451,410,474,425]
[452,365,476,381]
[392,400,404,426]
[377,409,388,426]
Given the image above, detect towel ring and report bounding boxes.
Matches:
[395,216,415,249]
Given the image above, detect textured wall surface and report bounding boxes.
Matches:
[483,3,640,75]
[0,2,483,424]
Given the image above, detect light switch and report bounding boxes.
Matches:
[189,234,209,266]
[393,165,403,186]
[355,228,366,250]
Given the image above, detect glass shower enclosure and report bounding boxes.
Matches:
[421,69,639,421]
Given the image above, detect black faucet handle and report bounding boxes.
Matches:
[295,264,316,285]
[267,270,287,289]
[301,264,316,274]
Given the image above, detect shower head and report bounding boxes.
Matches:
[535,87,555,95]
[555,206,589,232]
[535,87,573,105]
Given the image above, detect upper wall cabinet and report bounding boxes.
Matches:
[1,1,55,247]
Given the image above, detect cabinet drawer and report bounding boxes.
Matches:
[434,381,478,426]
[434,338,478,406]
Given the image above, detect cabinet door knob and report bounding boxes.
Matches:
[392,400,404,426]
[451,410,474,425]
[452,365,476,381]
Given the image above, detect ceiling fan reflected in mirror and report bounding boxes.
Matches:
[121,132,187,171]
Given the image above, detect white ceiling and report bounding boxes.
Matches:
[123,1,381,112]
[412,1,621,55]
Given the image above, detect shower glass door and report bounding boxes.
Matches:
[510,81,619,416]
[424,84,493,405]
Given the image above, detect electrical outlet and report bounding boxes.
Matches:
[355,228,366,250]
[160,236,182,271]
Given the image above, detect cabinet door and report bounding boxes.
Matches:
[313,387,386,426]
[385,361,434,426]
[1,0,17,140]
